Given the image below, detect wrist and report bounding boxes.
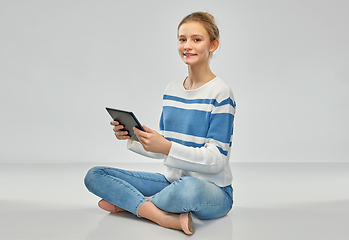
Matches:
[163,139,172,155]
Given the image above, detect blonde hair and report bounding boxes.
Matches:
[178,11,220,42]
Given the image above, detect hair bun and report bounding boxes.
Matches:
[204,12,215,21]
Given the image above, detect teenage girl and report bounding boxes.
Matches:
[84,11,236,235]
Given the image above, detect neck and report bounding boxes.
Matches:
[185,63,216,90]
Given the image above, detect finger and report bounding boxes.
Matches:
[116,135,130,140]
[115,130,128,136]
[110,121,119,126]
[115,131,130,140]
[143,125,150,132]
[113,125,125,132]
[133,127,140,135]
[134,127,147,138]
[142,125,155,133]
[137,137,146,146]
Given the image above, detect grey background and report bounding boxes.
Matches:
[1,0,348,163]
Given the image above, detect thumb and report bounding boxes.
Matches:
[143,125,153,133]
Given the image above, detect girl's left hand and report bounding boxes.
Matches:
[133,125,172,155]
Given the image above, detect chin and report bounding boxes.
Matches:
[182,58,196,65]
[183,60,203,67]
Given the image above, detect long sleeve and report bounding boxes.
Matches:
[165,141,225,173]
[127,140,165,159]
[126,77,236,187]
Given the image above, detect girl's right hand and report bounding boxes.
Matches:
[110,121,130,140]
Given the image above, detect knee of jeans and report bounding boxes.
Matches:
[84,166,104,191]
[175,177,206,203]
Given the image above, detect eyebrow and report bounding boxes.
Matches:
[178,34,204,38]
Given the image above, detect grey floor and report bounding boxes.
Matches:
[0,162,348,240]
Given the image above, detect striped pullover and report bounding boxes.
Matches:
[127,77,236,187]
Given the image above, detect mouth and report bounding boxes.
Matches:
[183,53,197,57]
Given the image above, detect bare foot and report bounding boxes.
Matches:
[179,212,195,235]
[138,201,195,235]
[98,199,126,213]
[159,211,195,235]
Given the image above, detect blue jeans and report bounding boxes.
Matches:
[84,166,233,219]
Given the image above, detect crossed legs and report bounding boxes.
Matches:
[97,197,194,234]
[85,166,232,235]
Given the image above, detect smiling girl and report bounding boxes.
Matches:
[84,12,236,235]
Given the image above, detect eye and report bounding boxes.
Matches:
[194,38,202,42]
[179,38,186,42]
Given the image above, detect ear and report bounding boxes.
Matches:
[209,39,219,53]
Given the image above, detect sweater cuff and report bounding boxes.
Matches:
[165,142,192,169]
[127,139,165,159]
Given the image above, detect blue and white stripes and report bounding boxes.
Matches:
[127,77,236,187]
[160,82,236,158]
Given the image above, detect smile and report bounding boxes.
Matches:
[184,53,197,57]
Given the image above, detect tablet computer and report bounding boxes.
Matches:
[106,107,145,141]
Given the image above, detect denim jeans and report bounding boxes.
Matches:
[84,166,233,219]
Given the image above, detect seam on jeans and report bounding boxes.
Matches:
[104,167,169,184]
[134,198,148,218]
[190,194,232,210]
[188,196,232,217]
[99,169,148,216]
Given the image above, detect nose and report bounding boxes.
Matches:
[184,41,192,51]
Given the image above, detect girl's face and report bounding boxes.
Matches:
[177,21,217,66]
